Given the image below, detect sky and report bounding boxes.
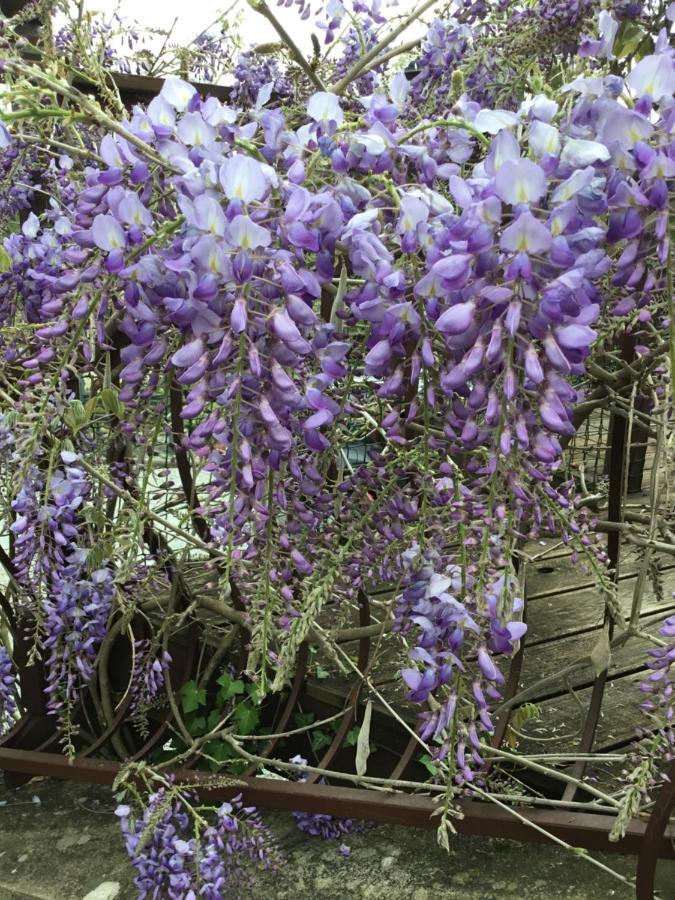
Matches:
[71,0,430,62]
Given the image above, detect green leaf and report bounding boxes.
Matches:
[64,399,88,432]
[0,246,11,273]
[207,708,223,732]
[83,506,105,530]
[218,681,245,705]
[420,753,439,776]
[245,683,260,703]
[310,731,332,752]
[315,664,330,680]
[615,20,646,59]
[100,387,123,418]
[84,396,98,421]
[204,740,234,771]
[187,715,206,736]
[181,680,206,714]
[233,702,260,735]
[344,727,360,748]
[294,711,315,728]
[216,672,246,698]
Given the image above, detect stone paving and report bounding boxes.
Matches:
[0,778,673,900]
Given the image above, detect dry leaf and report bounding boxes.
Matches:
[355,700,372,776]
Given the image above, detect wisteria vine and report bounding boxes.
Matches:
[0,0,673,895]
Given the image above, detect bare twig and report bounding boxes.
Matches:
[330,0,440,94]
[246,0,327,91]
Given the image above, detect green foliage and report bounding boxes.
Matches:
[174,674,262,772]
[180,680,206,714]
[614,19,651,61]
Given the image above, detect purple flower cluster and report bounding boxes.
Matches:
[0,0,672,816]
[129,639,172,720]
[0,126,37,221]
[639,613,675,762]
[439,1,647,108]
[394,548,524,782]
[190,32,234,84]
[409,17,472,108]
[9,454,114,725]
[41,556,114,719]
[55,18,119,71]
[229,51,293,109]
[290,755,366,838]
[54,10,236,81]
[11,456,90,586]
[116,787,277,899]
[0,647,18,735]
[333,22,380,96]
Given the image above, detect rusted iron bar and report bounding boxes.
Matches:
[561,335,632,804]
[0,748,673,861]
[636,757,675,899]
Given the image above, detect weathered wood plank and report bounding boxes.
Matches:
[526,545,668,599]
[514,670,649,755]
[526,564,675,645]
[519,606,671,697]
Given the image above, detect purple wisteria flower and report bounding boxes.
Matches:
[639,613,675,761]
[0,0,671,837]
[394,549,524,782]
[0,648,18,735]
[116,787,278,899]
[290,755,367,839]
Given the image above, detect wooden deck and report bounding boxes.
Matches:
[304,536,675,769]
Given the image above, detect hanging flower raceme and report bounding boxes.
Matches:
[394,530,525,784]
[0,647,18,736]
[129,639,172,723]
[639,613,675,762]
[0,3,672,853]
[116,785,278,899]
[41,555,115,722]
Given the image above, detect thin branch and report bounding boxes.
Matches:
[246,0,327,91]
[330,0,440,94]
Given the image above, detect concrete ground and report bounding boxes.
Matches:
[0,778,673,900]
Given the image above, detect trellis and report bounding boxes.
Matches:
[0,6,673,898]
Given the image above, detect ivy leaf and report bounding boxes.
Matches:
[204,740,234,772]
[245,683,260,703]
[344,727,360,747]
[294,711,315,728]
[234,702,260,735]
[187,715,206,736]
[207,708,223,732]
[181,680,206,714]
[217,672,245,701]
[310,730,332,751]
